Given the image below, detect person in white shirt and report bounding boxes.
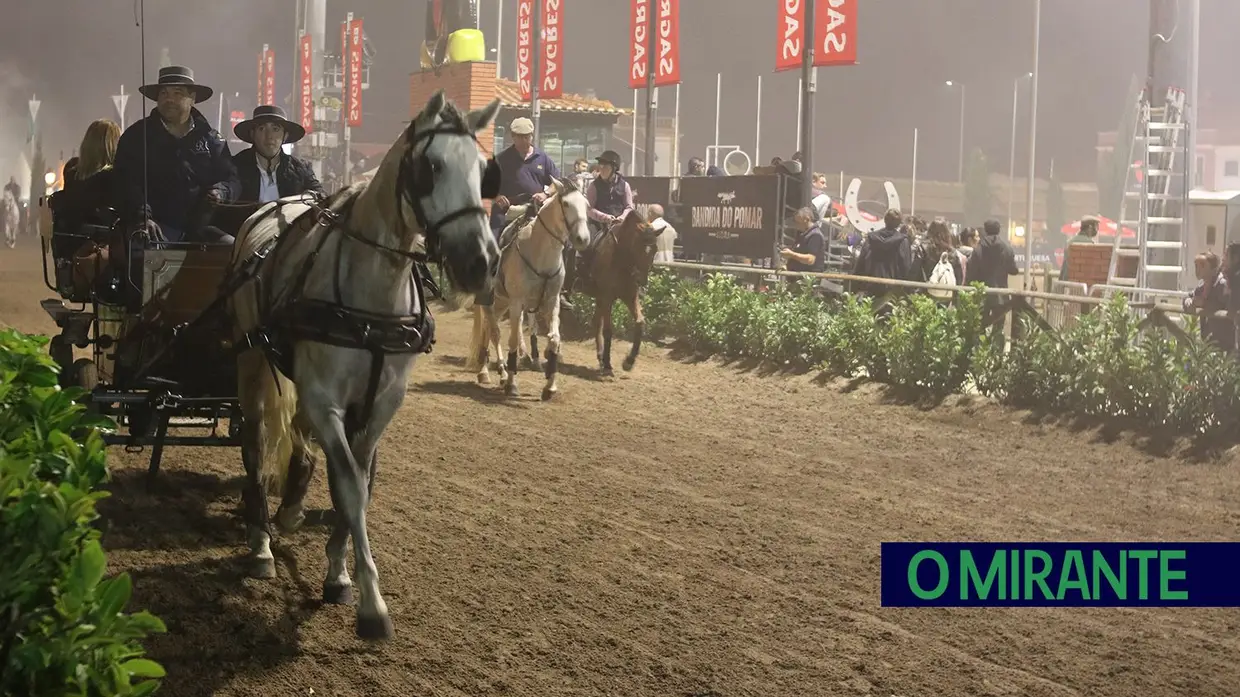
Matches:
[232,105,323,205]
[648,203,677,264]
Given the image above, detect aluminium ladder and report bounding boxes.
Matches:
[1107,86,1188,293]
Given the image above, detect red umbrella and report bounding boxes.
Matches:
[1061,216,1135,239]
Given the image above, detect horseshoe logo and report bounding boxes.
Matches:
[843,178,901,235]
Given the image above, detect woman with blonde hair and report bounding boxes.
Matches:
[49,119,122,295]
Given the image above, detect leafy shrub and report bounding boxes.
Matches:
[0,328,167,697]
[557,265,1236,442]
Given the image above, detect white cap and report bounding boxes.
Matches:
[509,117,534,135]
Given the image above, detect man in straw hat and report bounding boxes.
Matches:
[113,65,240,244]
[232,105,323,204]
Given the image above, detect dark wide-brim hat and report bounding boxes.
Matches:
[139,65,213,102]
[596,150,622,168]
[234,105,306,145]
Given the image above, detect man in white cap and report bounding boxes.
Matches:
[491,115,560,236]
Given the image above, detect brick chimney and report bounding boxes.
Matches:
[410,61,499,156]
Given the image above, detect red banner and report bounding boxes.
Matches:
[230,110,246,135]
[347,18,364,126]
[814,0,857,66]
[776,0,804,73]
[653,0,680,86]
[628,0,649,89]
[777,0,858,72]
[257,51,264,105]
[516,0,534,101]
[264,49,275,106]
[540,0,563,99]
[299,34,314,133]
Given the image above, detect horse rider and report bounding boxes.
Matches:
[685,157,706,176]
[113,65,240,245]
[490,116,560,240]
[232,105,323,204]
[4,176,20,202]
[561,149,633,307]
[570,158,594,192]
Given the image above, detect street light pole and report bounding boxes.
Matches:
[1023,0,1042,290]
[799,0,817,211]
[1007,72,1031,232]
[945,80,965,182]
[958,83,966,183]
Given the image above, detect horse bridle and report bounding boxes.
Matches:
[515,189,574,279]
[317,116,499,265]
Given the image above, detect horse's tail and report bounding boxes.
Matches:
[237,349,301,495]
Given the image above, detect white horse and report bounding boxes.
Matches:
[1,190,18,248]
[226,90,500,641]
[468,178,590,399]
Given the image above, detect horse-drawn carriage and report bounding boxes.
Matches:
[37,194,247,481]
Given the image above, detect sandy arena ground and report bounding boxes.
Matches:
[3,240,1238,697]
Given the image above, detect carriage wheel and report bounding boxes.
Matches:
[48,336,74,386]
[72,358,98,391]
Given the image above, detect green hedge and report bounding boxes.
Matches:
[0,329,166,696]
[565,271,1239,441]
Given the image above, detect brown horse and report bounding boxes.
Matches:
[538,209,662,375]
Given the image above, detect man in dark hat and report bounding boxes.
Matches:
[113,65,240,244]
[561,149,634,305]
[232,105,322,204]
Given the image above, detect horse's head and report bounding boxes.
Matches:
[616,208,661,282]
[548,177,591,251]
[398,89,501,294]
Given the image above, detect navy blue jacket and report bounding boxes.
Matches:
[113,107,240,233]
[491,145,559,231]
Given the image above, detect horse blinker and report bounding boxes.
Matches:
[481,158,501,199]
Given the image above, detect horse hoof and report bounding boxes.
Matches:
[530,361,542,372]
[248,556,277,579]
[504,383,519,396]
[541,387,556,401]
[357,614,394,642]
[323,582,354,605]
[275,507,305,534]
[622,357,636,372]
[477,373,491,385]
[600,367,614,378]
[524,356,540,370]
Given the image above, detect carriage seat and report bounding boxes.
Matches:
[44,192,119,303]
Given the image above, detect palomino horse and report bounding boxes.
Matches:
[1,190,18,248]
[574,210,661,375]
[468,177,590,398]
[226,90,500,641]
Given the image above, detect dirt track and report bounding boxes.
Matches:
[4,240,1240,697]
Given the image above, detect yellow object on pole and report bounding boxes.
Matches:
[448,29,485,63]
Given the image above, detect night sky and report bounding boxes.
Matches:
[2,0,1237,183]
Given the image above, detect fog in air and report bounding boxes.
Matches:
[1,0,1238,182]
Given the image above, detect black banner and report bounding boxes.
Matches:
[678,175,780,258]
[626,176,674,223]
